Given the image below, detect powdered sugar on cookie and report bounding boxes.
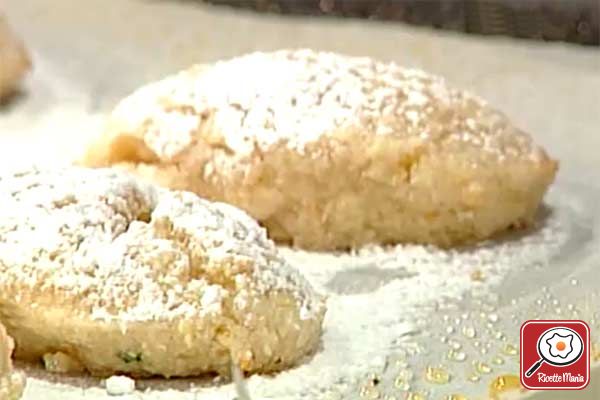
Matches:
[111,49,543,162]
[0,166,323,323]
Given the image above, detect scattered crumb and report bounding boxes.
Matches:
[470,269,485,282]
[105,375,135,396]
[42,352,85,374]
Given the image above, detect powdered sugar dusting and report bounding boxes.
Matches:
[112,49,544,164]
[0,166,323,323]
[240,206,570,399]
[8,174,590,400]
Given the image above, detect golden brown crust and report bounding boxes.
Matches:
[82,49,558,250]
[0,322,25,400]
[0,167,325,377]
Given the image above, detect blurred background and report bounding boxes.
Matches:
[205,0,600,46]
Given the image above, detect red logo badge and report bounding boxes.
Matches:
[520,320,590,390]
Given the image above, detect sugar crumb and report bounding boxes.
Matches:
[105,375,135,396]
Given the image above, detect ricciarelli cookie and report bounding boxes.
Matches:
[0,166,325,378]
[82,49,557,250]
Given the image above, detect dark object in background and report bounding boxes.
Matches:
[203,0,600,46]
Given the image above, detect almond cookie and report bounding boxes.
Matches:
[0,15,30,100]
[0,166,325,378]
[82,49,557,250]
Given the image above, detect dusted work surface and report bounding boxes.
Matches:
[1,0,599,399]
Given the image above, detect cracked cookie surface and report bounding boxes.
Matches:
[83,49,557,250]
[0,166,325,378]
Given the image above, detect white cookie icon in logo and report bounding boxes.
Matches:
[546,332,574,359]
